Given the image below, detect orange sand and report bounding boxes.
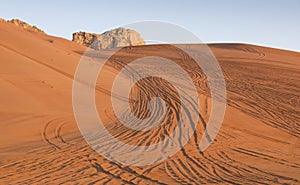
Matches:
[0,20,299,184]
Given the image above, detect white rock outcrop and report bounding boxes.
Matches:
[72,27,145,49]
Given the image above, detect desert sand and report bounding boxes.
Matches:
[0,20,299,184]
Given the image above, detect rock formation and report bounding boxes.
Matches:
[7,19,45,34]
[72,27,145,49]
[72,31,96,47]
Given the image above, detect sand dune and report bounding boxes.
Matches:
[0,20,299,184]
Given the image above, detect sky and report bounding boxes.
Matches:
[1,0,300,52]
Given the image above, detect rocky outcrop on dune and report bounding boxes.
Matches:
[7,19,45,34]
[72,31,95,47]
[72,27,145,49]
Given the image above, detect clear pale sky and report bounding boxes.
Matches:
[1,0,300,51]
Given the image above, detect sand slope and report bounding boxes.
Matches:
[0,21,299,184]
